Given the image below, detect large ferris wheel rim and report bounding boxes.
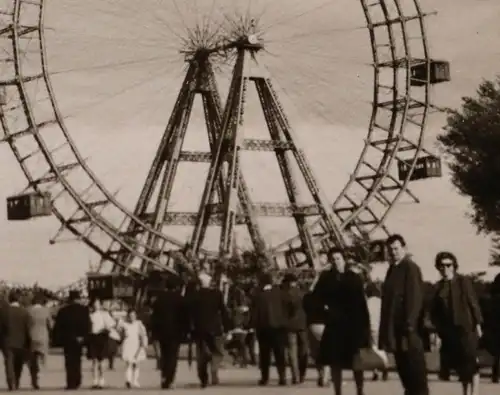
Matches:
[2,0,432,265]
[271,0,433,253]
[1,0,203,276]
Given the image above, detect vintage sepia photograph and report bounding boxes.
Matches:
[0,0,499,394]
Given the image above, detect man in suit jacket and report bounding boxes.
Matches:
[282,272,308,384]
[53,290,91,390]
[151,276,187,389]
[27,293,52,389]
[1,291,31,390]
[187,272,230,388]
[379,234,429,395]
[250,272,287,386]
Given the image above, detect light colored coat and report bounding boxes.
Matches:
[28,304,52,355]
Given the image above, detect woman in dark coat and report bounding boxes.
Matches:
[430,252,482,395]
[485,273,500,383]
[313,247,371,395]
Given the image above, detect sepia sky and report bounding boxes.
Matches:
[0,0,499,287]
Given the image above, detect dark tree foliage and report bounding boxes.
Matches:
[438,76,500,234]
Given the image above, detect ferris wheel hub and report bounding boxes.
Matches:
[247,34,258,45]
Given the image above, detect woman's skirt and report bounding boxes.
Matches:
[318,324,364,368]
[441,328,479,382]
[87,332,110,361]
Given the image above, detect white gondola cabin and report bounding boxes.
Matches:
[398,156,442,181]
[87,273,136,300]
[6,192,52,220]
[410,60,450,86]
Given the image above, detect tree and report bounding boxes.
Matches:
[438,76,500,234]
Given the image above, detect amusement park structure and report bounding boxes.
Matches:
[0,0,450,295]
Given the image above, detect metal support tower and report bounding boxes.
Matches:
[192,37,346,268]
[107,52,268,272]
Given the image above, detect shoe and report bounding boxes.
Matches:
[125,381,131,389]
[278,378,287,386]
[258,379,268,386]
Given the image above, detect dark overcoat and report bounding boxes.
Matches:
[378,256,425,352]
[314,268,371,367]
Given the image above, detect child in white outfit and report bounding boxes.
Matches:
[118,308,148,388]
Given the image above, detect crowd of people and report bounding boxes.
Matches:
[0,234,500,395]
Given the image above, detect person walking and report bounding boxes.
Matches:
[119,308,148,388]
[27,292,52,389]
[1,290,31,390]
[88,298,114,389]
[250,272,288,386]
[151,276,187,389]
[282,272,309,384]
[379,234,429,395]
[53,290,90,390]
[187,272,230,388]
[313,248,371,395]
[430,252,483,395]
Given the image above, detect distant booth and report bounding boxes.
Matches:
[6,192,52,220]
[86,272,137,302]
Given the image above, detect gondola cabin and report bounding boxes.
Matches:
[398,156,442,181]
[87,273,136,301]
[6,192,52,220]
[410,60,451,86]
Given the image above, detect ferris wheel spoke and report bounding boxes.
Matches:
[1,0,452,274]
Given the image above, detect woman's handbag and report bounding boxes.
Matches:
[352,346,390,371]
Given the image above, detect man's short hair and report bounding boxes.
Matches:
[386,234,406,247]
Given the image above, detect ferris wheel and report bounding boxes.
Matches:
[0,0,450,276]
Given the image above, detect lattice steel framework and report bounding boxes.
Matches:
[0,0,448,275]
[272,0,448,257]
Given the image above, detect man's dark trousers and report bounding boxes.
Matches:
[63,342,83,389]
[3,347,26,390]
[159,340,181,387]
[394,334,429,395]
[256,328,286,383]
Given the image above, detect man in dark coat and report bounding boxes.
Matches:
[282,272,308,384]
[379,234,429,395]
[187,272,230,388]
[1,291,31,390]
[151,276,187,389]
[53,290,91,390]
[250,272,287,386]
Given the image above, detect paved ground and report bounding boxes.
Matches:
[0,355,499,394]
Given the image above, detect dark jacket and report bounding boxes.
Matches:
[430,274,482,335]
[53,302,91,347]
[283,286,307,331]
[188,287,230,336]
[302,290,327,325]
[378,256,425,352]
[250,285,287,330]
[151,290,188,342]
[2,303,31,350]
[313,268,371,365]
